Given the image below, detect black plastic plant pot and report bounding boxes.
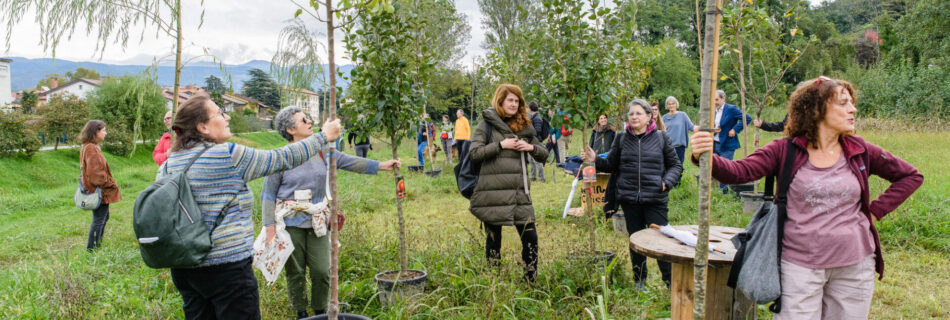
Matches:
[739,191,765,214]
[374,269,427,308]
[305,313,372,320]
[729,183,755,197]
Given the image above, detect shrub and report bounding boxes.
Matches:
[99,123,135,156]
[227,111,251,133]
[0,111,42,158]
[87,73,166,156]
[37,94,90,149]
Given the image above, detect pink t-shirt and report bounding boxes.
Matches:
[783,154,875,269]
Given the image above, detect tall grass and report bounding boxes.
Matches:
[0,130,946,319]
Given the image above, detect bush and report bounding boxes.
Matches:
[0,112,42,158]
[37,94,90,149]
[228,111,251,133]
[87,73,166,156]
[850,64,950,119]
[99,123,135,156]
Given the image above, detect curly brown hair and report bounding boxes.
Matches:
[491,84,530,133]
[784,76,856,148]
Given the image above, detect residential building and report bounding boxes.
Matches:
[0,58,11,107]
[283,87,321,121]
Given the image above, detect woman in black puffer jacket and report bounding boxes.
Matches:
[583,99,682,290]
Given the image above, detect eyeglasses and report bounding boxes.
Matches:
[164,117,173,121]
[217,109,227,119]
[628,112,648,117]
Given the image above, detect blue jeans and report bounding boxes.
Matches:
[87,203,109,251]
[417,141,428,166]
[714,142,735,194]
[675,146,686,165]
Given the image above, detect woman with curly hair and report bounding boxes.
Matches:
[690,76,923,319]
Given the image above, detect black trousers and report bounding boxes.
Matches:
[455,140,470,160]
[87,203,109,251]
[545,140,560,163]
[171,258,261,320]
[620,201,672,285]
[484,222,538,280]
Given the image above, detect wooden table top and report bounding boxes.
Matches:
[629,225,744,266]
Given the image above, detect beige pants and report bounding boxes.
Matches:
[774,255,876,320]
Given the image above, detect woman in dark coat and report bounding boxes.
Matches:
[583,99,682,290]
[588,114,616,155]
[468,84,548,282]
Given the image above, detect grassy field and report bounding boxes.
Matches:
[0,126,947,319]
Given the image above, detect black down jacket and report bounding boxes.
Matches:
[595,127,683,204]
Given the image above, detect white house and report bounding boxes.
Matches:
[283,87,321,121]
[0,58,12,107]
[43,78,103,101]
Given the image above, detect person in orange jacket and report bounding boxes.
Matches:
[152,110,173,165]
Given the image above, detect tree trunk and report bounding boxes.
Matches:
[393,135,408,272]
[694,0,723,319]
[326,1,340,319]
[582,127,597,254]
[735,11,749,158]
[172,0,182,118]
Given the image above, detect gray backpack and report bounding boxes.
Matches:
[727,138,795,313]
[133,147,222,268]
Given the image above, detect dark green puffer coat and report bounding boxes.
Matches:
[469,108,549,225]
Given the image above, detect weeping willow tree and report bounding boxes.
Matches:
[1,0,231,153]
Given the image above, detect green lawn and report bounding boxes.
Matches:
[0,127,946,319]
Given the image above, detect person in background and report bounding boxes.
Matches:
[589,114,617,155]
[713,90,753,194]
[546,109,562,164]
[469,84,548,282]
[584,99,681,290]
[455,109,471,161]
[263,107,399,319]
[557,111,573,160]
[347,115,372,158]
[662,96,698,164]
[651,102,667,131]
[153,110,173,165]
[158,95,341,319]
[440,114,454,162]
[416,113,436,166]
[78,120,122,252]
[754,113,789,133]
[690,76,922,319]
[528,101,547,181]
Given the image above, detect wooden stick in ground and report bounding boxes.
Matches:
[694,0,723,319]
[326,1,340,318]
[393,135,408,272]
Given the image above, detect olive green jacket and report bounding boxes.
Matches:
[468,109,549,225]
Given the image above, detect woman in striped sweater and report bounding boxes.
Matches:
[157,96,341,320]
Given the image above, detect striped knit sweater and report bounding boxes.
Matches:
[156,133,327,267]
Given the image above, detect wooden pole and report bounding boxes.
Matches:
[326,1,340,319]
[172,0,182,117]
[694,0,722,319]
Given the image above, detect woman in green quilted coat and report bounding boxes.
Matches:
[468,84,548,282]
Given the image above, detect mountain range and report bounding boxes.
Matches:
[4,56,352,92]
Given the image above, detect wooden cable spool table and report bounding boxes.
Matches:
[629,225,756,320]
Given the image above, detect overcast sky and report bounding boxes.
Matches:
[3,0,822,67]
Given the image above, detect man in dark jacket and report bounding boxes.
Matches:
[714,90,752,193]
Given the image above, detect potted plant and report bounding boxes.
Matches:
[343,1,437,307]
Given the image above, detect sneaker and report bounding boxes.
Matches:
[296,310,309,319]
[635,279,646,291]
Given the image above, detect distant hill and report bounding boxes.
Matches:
[4,57,352,92]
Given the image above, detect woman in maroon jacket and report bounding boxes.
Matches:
[79,120,122,251]
[690,76,922,319]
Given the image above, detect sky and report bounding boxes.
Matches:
[2,0,823,68]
